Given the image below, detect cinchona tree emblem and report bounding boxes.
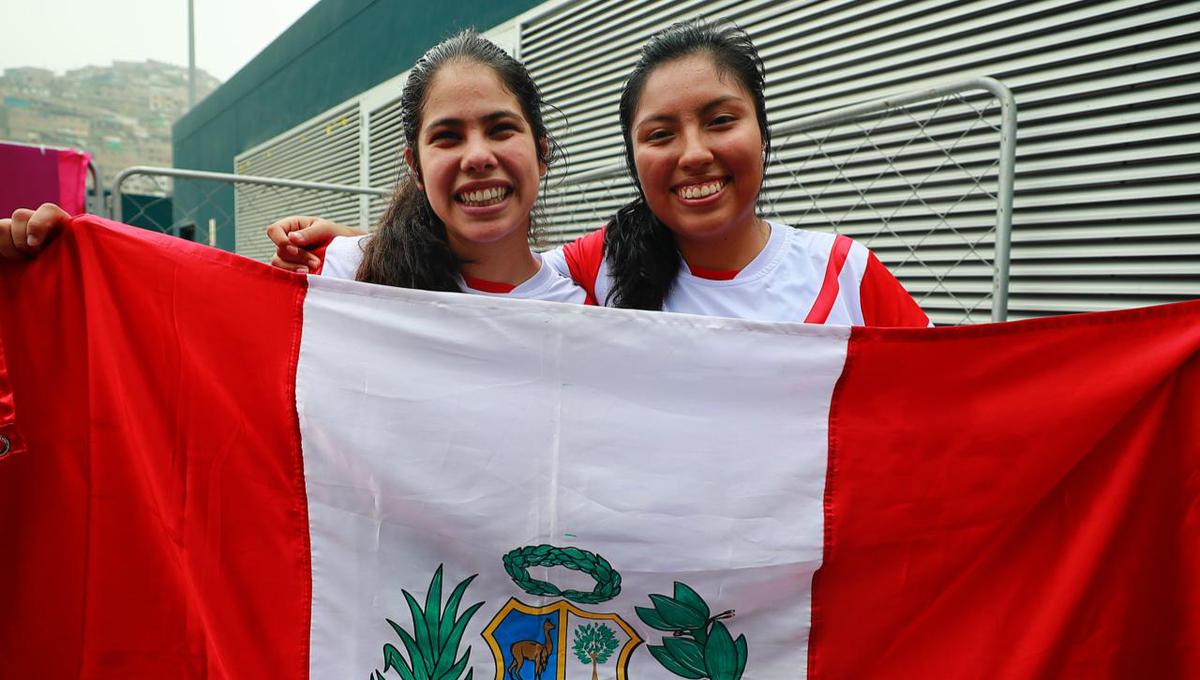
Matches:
[572,622,620,680]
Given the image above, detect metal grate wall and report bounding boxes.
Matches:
[366,96,407,224]
[521,0,1200,318]
[233,106,363,262]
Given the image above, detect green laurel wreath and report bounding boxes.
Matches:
[502,544,622,604]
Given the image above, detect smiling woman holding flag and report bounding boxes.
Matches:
[302,30,586,304]
[545,20,929,327]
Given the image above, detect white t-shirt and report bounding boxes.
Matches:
[318,234,586,304]
[541,221,929,326]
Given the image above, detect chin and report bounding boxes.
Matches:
[452,223,522,245]
[666,217,738,241]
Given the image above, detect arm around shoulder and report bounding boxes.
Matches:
[555,227,606,305]
[266,215,366,273]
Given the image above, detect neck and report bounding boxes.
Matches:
[450,231,540,287]
[676,215,770,272]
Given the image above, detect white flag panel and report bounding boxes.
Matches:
[298,278,849,680]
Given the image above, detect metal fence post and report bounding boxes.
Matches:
[972,77,1018,323]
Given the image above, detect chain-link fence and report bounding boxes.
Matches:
[538,77,1017,325]
[110,166,389,260]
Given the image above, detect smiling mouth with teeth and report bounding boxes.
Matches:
[456,186,511,207]
[675,179,726,200]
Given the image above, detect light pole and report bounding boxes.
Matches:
[187,0,196,108]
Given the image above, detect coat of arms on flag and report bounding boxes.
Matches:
[372,546,751,680]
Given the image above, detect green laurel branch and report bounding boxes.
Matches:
[637,582,747,680]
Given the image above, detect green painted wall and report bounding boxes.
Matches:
[121,193,174,234]
[172,0,542,251]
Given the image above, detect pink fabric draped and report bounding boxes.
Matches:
[0,143,92,216]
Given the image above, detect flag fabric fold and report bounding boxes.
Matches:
[0,216,1196,679]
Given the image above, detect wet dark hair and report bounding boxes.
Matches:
[604,20,770,310]
[357,30,559,290]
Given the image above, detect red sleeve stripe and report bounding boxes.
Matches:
[804,234,855,324]
[310,240,330,275]
[562,228,606,306]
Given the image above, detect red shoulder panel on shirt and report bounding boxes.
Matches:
[561,227,605,306]
[860,252,930,327]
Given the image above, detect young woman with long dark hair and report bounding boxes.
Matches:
[323,30,585,302]
[539,20,927,325]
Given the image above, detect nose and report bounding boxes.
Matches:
[461,133,498,174]
[678,128,714,171]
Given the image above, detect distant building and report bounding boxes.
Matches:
[0,60,219,190]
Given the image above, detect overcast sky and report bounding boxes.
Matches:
[1,0,321,82]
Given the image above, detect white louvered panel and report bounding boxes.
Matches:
[520,0,1199,321]
[758,1,1196,112]
[234,106,363,262]
[368,96,407,225]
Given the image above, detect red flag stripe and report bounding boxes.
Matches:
[0,217,312,678]
[811,304,1200,678]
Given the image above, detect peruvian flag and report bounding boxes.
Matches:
[1,216,1197,679]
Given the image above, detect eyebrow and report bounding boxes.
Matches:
[635,95,743,129]
[424,109,523,130]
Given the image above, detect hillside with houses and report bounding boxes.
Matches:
[0,60,219,189]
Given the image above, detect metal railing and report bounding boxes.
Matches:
[110,166,389,259]
[538,77,1017,325]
